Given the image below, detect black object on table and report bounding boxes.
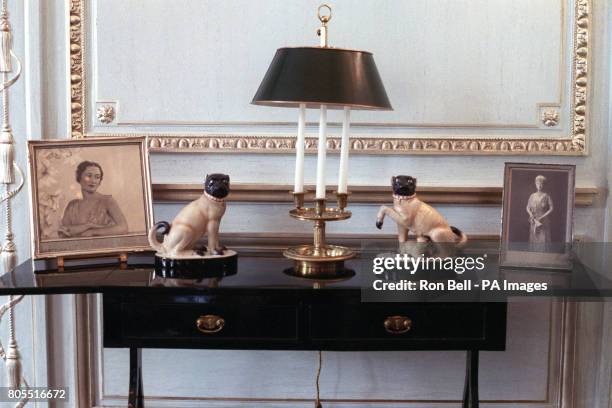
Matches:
[5,247,610,408]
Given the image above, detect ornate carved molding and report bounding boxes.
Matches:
[69,0,590,155]
[69,0,85,139]
[152,183,602,207]
[95,104,115,124]
[571,0,589,152]
[145,134,585,155]
[542,109,560,127]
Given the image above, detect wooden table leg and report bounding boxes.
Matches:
[462,350,479,408]
[129,348,144,408]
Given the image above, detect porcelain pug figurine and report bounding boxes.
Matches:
[376,175,468,246]
[148,173,230,257]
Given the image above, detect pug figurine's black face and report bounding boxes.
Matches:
[204,173,230,199]
[391,175,417,197]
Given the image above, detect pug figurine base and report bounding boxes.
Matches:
[149,173,237,275]
[376,176,468,247]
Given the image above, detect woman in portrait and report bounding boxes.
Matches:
[58,161,128,238]
[526,175,554,250]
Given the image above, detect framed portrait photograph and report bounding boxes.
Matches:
[28,136,153,259]
[500,163,576,270]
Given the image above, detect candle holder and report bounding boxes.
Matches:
[335,191,350,211]
[252,3,391,279]
[291,191,306,209]
[284,191,355,278]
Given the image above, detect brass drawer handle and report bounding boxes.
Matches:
[384,316,412,334]
[196,315,225,334]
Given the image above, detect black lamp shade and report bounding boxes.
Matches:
[252,47,392,110]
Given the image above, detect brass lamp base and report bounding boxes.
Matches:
[284,244,354,277]
[284,193,355,278]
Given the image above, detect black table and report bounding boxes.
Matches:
[2,246,610,408]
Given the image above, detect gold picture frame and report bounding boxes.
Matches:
[28,136,153,259]
[68,0,590,155]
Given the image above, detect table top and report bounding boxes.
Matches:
[1,240,610,301]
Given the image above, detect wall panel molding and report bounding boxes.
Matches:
[152,183,604,207]
[68,0,590,155]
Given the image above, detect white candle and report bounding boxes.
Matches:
[294,104,306,193]
[315,105,327,199]
[337,107,351,194]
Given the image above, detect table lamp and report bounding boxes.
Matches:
[252,4,392,277]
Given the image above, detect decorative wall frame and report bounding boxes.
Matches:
[68,0,590,155]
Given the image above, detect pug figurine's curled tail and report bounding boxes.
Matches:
[148,221,171,253]
[450,226,468,247]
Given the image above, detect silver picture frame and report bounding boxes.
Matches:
[500,162,576,270]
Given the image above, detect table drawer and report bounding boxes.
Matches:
[113,302,299,346]
[309,303,493,348]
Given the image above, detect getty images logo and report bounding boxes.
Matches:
[372,253,488,275]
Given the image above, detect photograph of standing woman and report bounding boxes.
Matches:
[59,161,128,238]
[526,175,554,251]
[501,163,575,269]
